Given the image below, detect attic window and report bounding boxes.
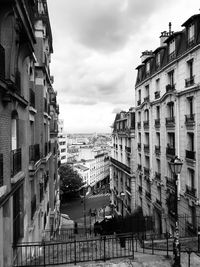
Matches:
[156,53,161,68]
[169,39,175,60]
[188,23,195,46]
[146,62,150,75]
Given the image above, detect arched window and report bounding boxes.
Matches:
[11,110,18,150]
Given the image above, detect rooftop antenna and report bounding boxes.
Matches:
[169,22,172,34]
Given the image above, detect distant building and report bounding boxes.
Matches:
[58,120,67,165]
[110,108,136,216]
[73,164,90,186]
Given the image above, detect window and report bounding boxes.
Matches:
[156,78,160,91]
[185,60,194,87]
[156,159,161,173]
[156,132,160,147]
[156,106,160,119]
[145,85,149,99]
[167,133,175,148]
[167,102,174,118]
[144,109,149,121]
[187,97,193,116]
[146,62,150,75]
[168,70,174,86]
[188,168,195,188]
[187,132,194,151]
[61,148,66,153]
[169,39,175,59]
[138,89,141,100]
[156,53,161,68]
[13,185,24,245]
[188,23,195,44]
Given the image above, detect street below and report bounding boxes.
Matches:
[60,193,110,227]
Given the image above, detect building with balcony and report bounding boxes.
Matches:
[0,1,59,266]
[110,108,137,216]
[58,119,67,165]
[135,15,200,237]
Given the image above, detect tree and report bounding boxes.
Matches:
[59,164,84,200]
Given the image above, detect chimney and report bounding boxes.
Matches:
[140,50,153,63]
[160,22,174,46]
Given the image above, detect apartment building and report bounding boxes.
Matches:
[135,15,200,236]
[58,119,67,165]
[110,108,136,216]
[0,1,59,266]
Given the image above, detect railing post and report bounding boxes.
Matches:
[132,234,134,259]
[166,232,169,258]
[42,240,46,267]
[74,237,76,265]
[103,236,106,262]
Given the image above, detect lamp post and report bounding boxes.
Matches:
[83,187,86,234]
[169,156,183,267]
[120,192,125,219]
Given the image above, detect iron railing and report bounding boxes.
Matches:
[185,150,196,160]
[185,76,194,87]
[166,84,175,92]
[154,91,160,99]
[143,121,149,129]
[154,118,160,127]
[11,148,22,177]
[137,99,141,106]
[165,117,175,126]
[144,96,150,102]
[185,114,195,125]
[0,154,3,187]
[185,185,196,198]
[31,195,36,220]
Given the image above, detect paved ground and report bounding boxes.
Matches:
[61,193,110,226]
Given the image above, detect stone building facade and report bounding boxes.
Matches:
[135,15,200,236]
[0,1,59,266]
[110,108,136,216]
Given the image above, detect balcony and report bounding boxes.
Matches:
[31,195,36,220]
[145,191,151,200]
[166,84,175,93]
[154,118,160,128]
[138,164,142,171]
[137,100,141,106]
[155,91,160,99]
[0,154,3,187]
[155,145,161,155]
[137,122,141,129]
[138,143,141,151]
[29,89,35,108]
[166,176,176,189]
[0,44,5,78]
[185,76,194,87]
[144,144,150,153]
[125,146,131,153]
[11,148,22,177]
[185,185,196,198]
[165,117,175,127]
[110,157,131,174]
[138,185,142,193]
[143,120,149,129]
[29,144,40,163]
[185,150,196,161]
[185,114,195,127]
[155,172,161,181]
[144,167,150,177]
[156,198,162,206]
[144,96,150,102]
[166,146,175,157]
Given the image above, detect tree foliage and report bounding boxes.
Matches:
[59,164,84,199]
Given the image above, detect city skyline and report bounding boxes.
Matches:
[48,0,200,133]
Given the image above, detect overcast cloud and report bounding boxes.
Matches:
[48,0,200,133]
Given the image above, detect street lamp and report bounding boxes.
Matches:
[120,192,125,219]
[169,156,183,267]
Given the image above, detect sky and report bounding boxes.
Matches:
[47,0,200,134]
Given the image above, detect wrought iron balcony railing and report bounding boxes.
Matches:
[137,122,141,129]
[166,146,175,156]
[165,117,175,126]
[154,118,160,128]
[143,120,149,129]
[144,96,150,102]
[154,91,160,99]
[185,76,194,87]
[137,100,141,106]
[185,114,195,125]
[155,145,161,155]
[185,150,196,161]
[185,185,196,198]
[144,144,150,153]
[166,84,175,93]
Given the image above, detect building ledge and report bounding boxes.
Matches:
[0,185,7,199]
[11,171,25,184]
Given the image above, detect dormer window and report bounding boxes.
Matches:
[169,39,175,60]
[156,53,161,68]
[188,23,195,46]
[146,62,150,76]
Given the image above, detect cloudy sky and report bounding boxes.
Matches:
[48,0,200,133]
